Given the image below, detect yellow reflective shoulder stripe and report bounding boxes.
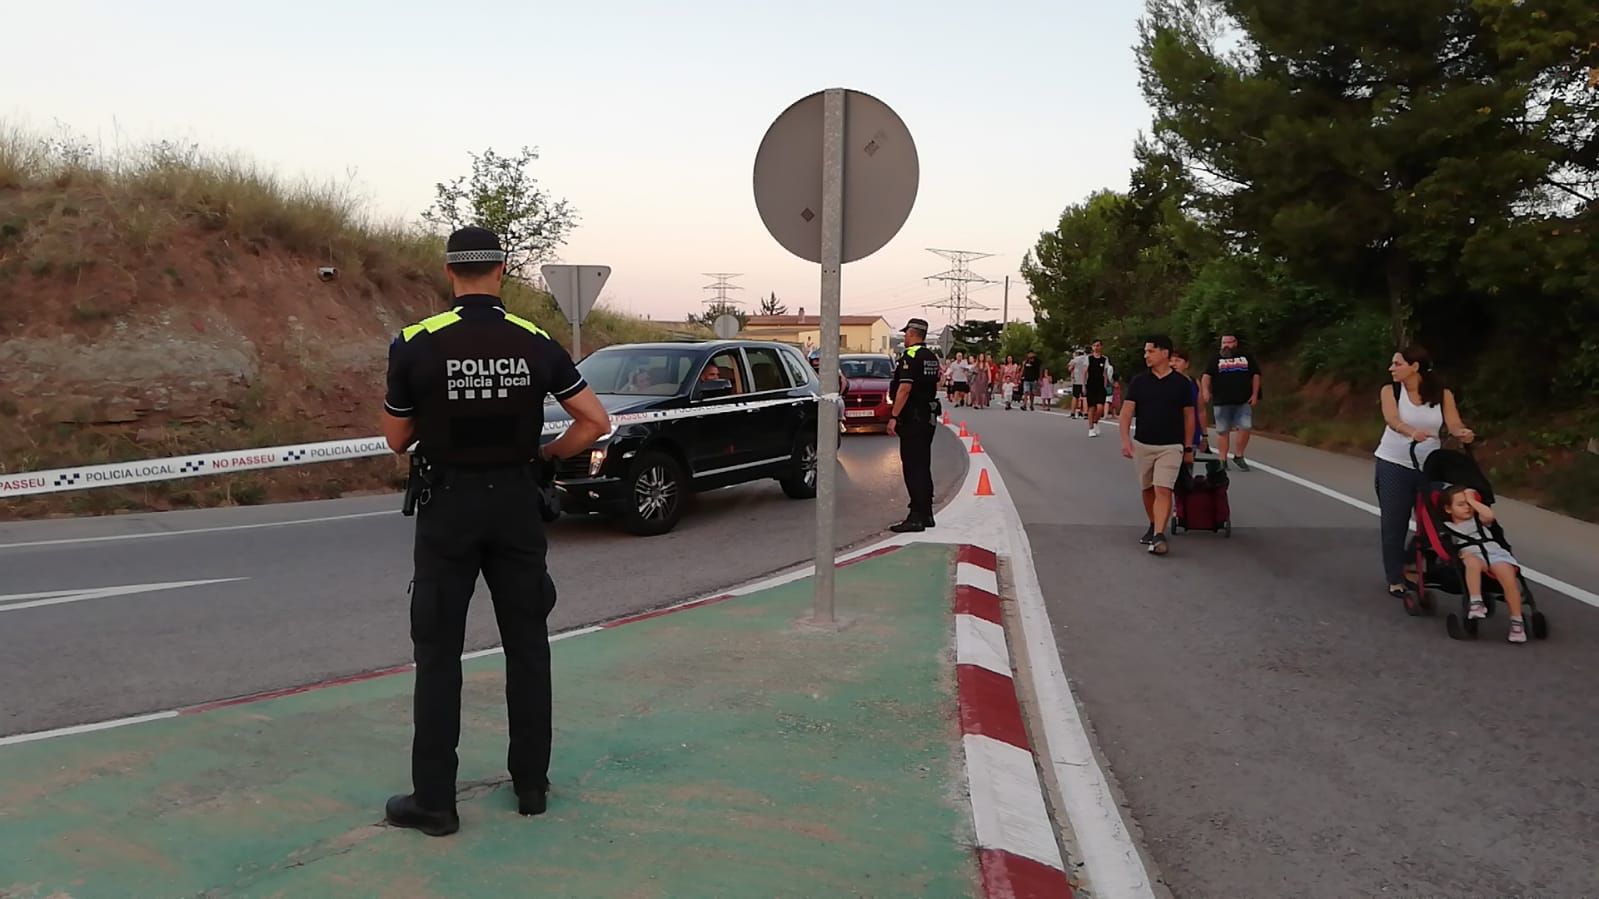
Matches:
[401,308,464,342]
[906,346,921,357]
[503,312,551,338]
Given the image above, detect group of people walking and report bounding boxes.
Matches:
[1106,333,1524,641]
[941,351,1053,412]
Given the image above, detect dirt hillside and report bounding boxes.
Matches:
[0,134,661,520]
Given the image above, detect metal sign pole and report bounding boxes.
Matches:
[569,268,582,359]
[813,88,845,626]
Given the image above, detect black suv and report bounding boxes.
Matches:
[540,339,822,535]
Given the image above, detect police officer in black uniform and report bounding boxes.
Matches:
[887,317,942,533]
[379,226,611,836]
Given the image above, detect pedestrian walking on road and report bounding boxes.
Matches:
[1201,333,1261,471]
[1040,369,1054,412]
[1119,335,1195,556]
[380,226,612,836]
[1068,349,1089,418]
[970,354,990,409]
[1373,345,1474,600]
[1170,349,1209,455]
[888,317,943,533]
[1085,341,1110,436]
[1021,351,1043,411]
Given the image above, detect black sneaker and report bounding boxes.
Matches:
[385,793,460,836]
[1139,525,1155,545]
[1233,457,1250,472]
[921,513,937,529]
[1148,534,1169,556]
[889,517,925,533]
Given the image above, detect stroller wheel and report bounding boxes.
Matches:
[1446,613,1480,640]
[1403,591,1424,617]
[1530,611,1550,640]
[1419,589,1438,614]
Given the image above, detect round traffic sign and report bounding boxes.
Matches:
[753,89,919,265]
[712,313,742,339]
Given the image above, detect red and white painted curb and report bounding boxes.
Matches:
[954,544,1075,899]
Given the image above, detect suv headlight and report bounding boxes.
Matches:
[588,448,608,476]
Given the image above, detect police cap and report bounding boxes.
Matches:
[444,226,507,265]
[900,317,929,334]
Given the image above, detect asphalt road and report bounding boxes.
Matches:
[967,406,1599,898]
[0,429,967,737]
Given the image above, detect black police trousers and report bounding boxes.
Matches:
[409,465,557,810]
[897,416,936,520]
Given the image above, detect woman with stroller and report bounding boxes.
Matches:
[1373,345,1476,601]
[1441,485,1528,643]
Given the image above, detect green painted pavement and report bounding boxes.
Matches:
[0,544,978,898]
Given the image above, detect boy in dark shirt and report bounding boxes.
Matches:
[1119,335,1196,556]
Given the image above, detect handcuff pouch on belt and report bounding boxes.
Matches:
[401,454,434,516]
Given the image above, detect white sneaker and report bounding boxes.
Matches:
[1088,427,1099,438]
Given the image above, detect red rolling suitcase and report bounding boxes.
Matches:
[1173,458,1232,537]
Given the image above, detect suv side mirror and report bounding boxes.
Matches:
[694,378,734,400]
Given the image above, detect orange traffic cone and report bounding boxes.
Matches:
[970,434,984,454]
[958,421,969,437]
[974,469,994,496]
[942,411,952,425]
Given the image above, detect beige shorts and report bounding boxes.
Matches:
[1134,442,1185,491]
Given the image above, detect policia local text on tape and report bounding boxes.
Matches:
[379,226,611,837]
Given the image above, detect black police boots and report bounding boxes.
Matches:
[889,513,935,533]
[517,786,548,816]
[385,793,460,837]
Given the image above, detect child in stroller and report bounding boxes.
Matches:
[1408,447,1548,643]
[1442,485,1529,642]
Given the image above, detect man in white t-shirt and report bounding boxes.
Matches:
[1068,350,1089,419]
[949,352,973,407]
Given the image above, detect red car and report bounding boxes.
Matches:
[839,353,895,432]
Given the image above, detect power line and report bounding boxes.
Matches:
[922,248,997,326]
[700,272,744,308]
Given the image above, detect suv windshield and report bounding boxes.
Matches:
[841,357,894,379]
[579,348,701,396]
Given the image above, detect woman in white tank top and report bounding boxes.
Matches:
[1372,346,1475,598]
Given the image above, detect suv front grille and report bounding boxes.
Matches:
[847,392,884,407]
[556,456,591,480]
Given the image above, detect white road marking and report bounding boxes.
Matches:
[0,578,248,613]
[1076,418,1598,609]
[980,452,1162,899]
[964,733,1067,870]
[0,711,181,747]
[1243,459,1599,609]
[956,561,999,594]
[0,510,396,551]
[956,614,1012,678]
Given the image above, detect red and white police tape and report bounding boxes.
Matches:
[955,544,1076,899]
[0,397,819,499]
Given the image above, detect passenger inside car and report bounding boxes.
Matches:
[703,354,746,394]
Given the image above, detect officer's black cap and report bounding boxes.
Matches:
[901,317,929,334]
[445,226,507,264]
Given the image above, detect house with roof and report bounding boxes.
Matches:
[741,308,894,354]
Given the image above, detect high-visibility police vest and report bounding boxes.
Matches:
[385,294,586,466]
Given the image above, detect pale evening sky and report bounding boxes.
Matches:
[5,0,1153,332]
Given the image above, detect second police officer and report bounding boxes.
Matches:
[887,317,942,533]
[379,226,611,836]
